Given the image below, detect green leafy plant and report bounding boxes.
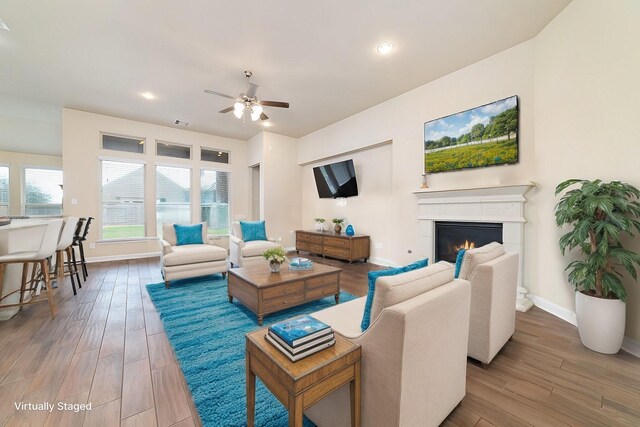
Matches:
[314,218,326,223]
[555,179,640,301]
[262,247,287,264]
[331,218,345,225]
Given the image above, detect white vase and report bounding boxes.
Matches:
[575,291,626,354]
[314,222,322,231]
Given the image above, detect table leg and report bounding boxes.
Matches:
[228,294,233,303]
[350,360,361,427]
[335,293,340,304]
[258,315,263,326]
[288,393,303,427]
[246,350,256,427]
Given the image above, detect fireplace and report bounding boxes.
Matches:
[434,221,503,263]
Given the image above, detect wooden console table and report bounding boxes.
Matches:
[296,230,370,263]
[246,328,361,427]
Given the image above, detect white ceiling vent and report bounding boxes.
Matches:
[0,18,9,31]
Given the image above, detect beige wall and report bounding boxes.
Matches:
[534,0,640,340]
[298,39,536,269]
[0,150,63,216]
[62,109,248,259]
[297,0,640,343]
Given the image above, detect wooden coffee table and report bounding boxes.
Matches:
[246,328,361,427]
[227,263,341,325]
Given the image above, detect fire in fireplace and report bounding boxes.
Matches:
[434,222,503,263]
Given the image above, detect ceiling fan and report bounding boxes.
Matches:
[204,70,289,123]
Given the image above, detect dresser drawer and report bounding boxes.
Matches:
[262,281,304,300]
[307,273,339,289]
[306,284,338,300]
[323,236,350,249]
[323,245,350,259]
[309,234,323,244]
[297,241,311,251]
[297,232,311,242]
[263,293,305,312]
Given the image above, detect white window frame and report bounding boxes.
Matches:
[200,147,231,165]
[22,166,63,217]
[199,167,232,237]
[100,132,147,155]
[0,163,9,215]
[156,140,193,160]
[98,157,153,243]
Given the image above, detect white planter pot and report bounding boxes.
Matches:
[575,291,626,354]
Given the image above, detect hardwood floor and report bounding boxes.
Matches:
[0,256,638,426]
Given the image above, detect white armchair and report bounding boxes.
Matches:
[161,222,228,288]
[229,221,282,267]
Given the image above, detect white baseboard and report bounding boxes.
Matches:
[528,294,577,326]
[368,257,398,267]
[622,336,640,358]
[86,251,162,264]
[529,294,640,358]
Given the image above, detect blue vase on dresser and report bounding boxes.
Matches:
[345,224,355,236]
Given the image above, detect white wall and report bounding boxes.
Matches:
[62,109,248,259]
[299,39,536,270]
[534,0,640,340]
[297,0,640,343]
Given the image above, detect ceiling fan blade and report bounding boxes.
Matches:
[260,112,269,121]
[204,89,236,100]
[219,106,234,113]
[259,100,289,108]
[245,83,259,98]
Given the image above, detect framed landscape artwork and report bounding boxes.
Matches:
[424,95,519,173]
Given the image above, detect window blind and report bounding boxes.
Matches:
[0,166,8,215]
[200,170,230,235]
[24,168,63,216]
[156,165,191,236]
[101,160,145,239]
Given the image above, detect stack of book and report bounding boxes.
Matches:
[289,257,313,271]
[265,315,335,362]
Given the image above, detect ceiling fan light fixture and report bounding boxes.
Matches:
[250,105,263,121]
[0,18,9,31]
[234,101,244,112]
[233,108,244,119]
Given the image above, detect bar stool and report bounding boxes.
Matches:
[54,217,81,295]
[73,217,93,281]
[0,219,64,318]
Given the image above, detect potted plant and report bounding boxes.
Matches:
[555,179,640,354]
[263,247,287,273]
[314,218,326,231]
[332,218,345,234]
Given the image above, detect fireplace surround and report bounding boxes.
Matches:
[414,184,535,311]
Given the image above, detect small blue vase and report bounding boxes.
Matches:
[345,224,355,236]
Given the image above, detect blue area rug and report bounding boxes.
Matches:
[146,274,356,427]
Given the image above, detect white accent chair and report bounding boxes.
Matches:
[160,222,228,288]
[457,242,519,366]
[229,221,281,268]
[305,262,471,427]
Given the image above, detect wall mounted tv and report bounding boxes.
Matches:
[313,159,359,199]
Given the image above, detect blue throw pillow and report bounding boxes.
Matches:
[454,249,466,278]
[240,220,268,242]
[360,258,429,331]
[174,224,204,246]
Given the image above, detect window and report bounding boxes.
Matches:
[156,165,191,236]
[101,161,145,239]
[201,148,230,164]
[0,166,8,215]
[24,168,63,216]
[102,134,145,154]
[200,170,230,235]
[157,141,191,159]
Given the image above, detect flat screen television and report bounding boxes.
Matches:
[313,159,358,198]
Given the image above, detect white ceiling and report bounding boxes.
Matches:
[0,0,570,154]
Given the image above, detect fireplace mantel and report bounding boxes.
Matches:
[414,182,536,312]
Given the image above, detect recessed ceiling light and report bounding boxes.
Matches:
[376,42,395,55]
[0,18,9,32]
[141,92,156,100]
[262,122,272,128]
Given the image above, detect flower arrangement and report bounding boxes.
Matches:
[262,247,287,264]
[331,218,345,225]
[314,218,326,224]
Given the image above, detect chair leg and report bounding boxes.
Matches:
[79,242,88,280]
[19,263,29,308]
[69,247,81,291]
[41,259,56,318]
[56,250,64,285]
[0,264,5,304]
[66,248,77,296]
[71,248,82,288]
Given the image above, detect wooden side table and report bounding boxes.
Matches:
[245,328,361,427]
